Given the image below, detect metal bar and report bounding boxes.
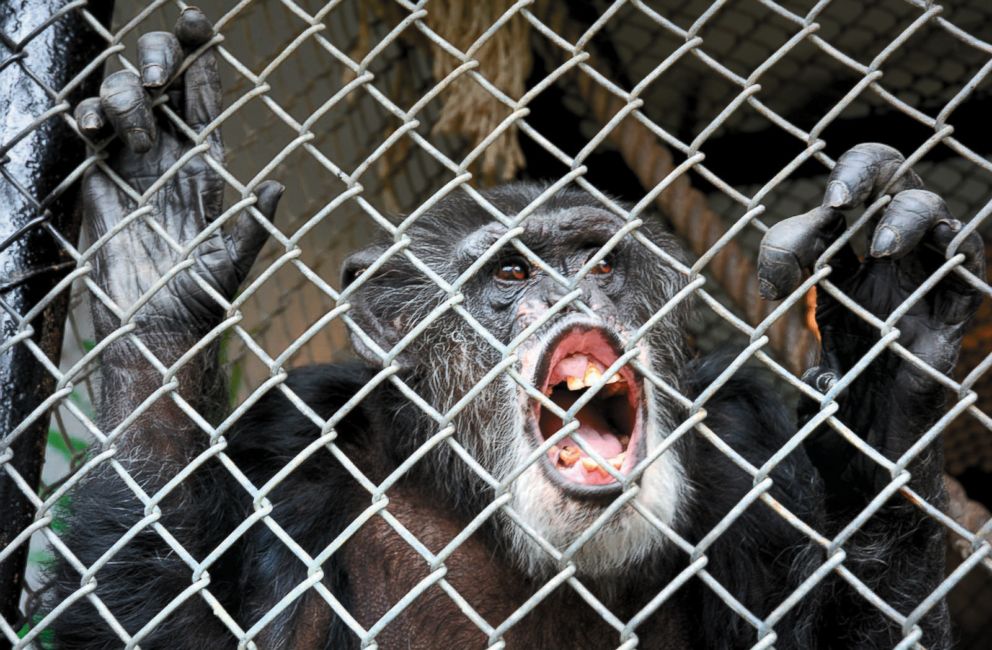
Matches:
[0,0,114,634]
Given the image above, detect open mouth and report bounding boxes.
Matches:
[531,325,644,495]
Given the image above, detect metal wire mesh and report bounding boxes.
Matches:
[2,0,992,647]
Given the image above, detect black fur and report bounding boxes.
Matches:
[45,351,946,648]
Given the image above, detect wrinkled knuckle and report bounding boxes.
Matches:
[830,150,878,186]
[836,147,873,167]
[139,30,177,44]
[101,69,141,91]
[145,32,181,54]
[894,188,942,208]
[101,86,146,114]
[889,190,941,219]
[893,188,933,201]
[114,100,150,121]
[853,141,903,160]
[757,253,801,300]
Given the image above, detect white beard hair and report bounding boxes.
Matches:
[434,326,692,580]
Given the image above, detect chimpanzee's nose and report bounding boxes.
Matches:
[541,276,574,310]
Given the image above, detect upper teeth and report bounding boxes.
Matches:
[564,362,621,391]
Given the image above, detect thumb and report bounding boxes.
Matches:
[229,180,284,281]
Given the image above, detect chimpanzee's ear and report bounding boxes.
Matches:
[340,244,407,368]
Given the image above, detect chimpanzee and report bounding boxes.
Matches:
[44,8,984,649]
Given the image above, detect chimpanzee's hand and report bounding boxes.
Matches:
[76,8,282,340]
[757,143,985,493]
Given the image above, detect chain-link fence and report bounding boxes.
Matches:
[2,0,992,647]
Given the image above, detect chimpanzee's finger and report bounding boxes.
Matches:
[872,190,984,326]
[175,6,214,49]
[183,52,223,135]
[823,143,923,209]
[173,8,224,159]
[757,206,846,300]
[99,71,157,154]
[74,97,107,138]
[930,220,985,280]
[870,190,985,278]
[930,217,986,325]
[137,31,183,88]
[81,167,129,242]
[228,181,284,282]
[869,190,950,259]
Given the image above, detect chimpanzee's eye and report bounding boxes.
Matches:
[590,255,614,275]
[495,257,530,282]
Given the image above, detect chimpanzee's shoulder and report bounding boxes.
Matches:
[682,348,821,517]
[684,349,796,452]
[226,362,377,477]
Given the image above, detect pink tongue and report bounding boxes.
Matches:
[539,390,623,458]
[565,425,623,458]
[562,405,623,458]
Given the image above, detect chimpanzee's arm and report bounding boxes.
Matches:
[759,143,985,647]
[45,9,281,647]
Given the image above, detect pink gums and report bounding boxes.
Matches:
[536,328,642,486]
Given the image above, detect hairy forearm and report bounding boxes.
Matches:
[98,329,227,467]
[803,352,948,506]
[802,372,950,646]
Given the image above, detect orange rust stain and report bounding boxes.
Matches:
[806,286,821,342]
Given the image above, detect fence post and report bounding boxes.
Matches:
[0,0,113,634]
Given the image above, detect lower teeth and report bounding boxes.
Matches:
[552,445,628,475]
[581,457,608,476]
[559,445,580,467]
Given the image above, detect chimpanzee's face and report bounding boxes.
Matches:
[344,189,693,576]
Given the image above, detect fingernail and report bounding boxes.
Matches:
[142,64,167,87]
[815,372,837,393]
[259,181,285,199]
[255,182,285,215]
[80,113,102,131]
[870,226,898,257]
[126,128,153,153]
[823,181,850,209]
